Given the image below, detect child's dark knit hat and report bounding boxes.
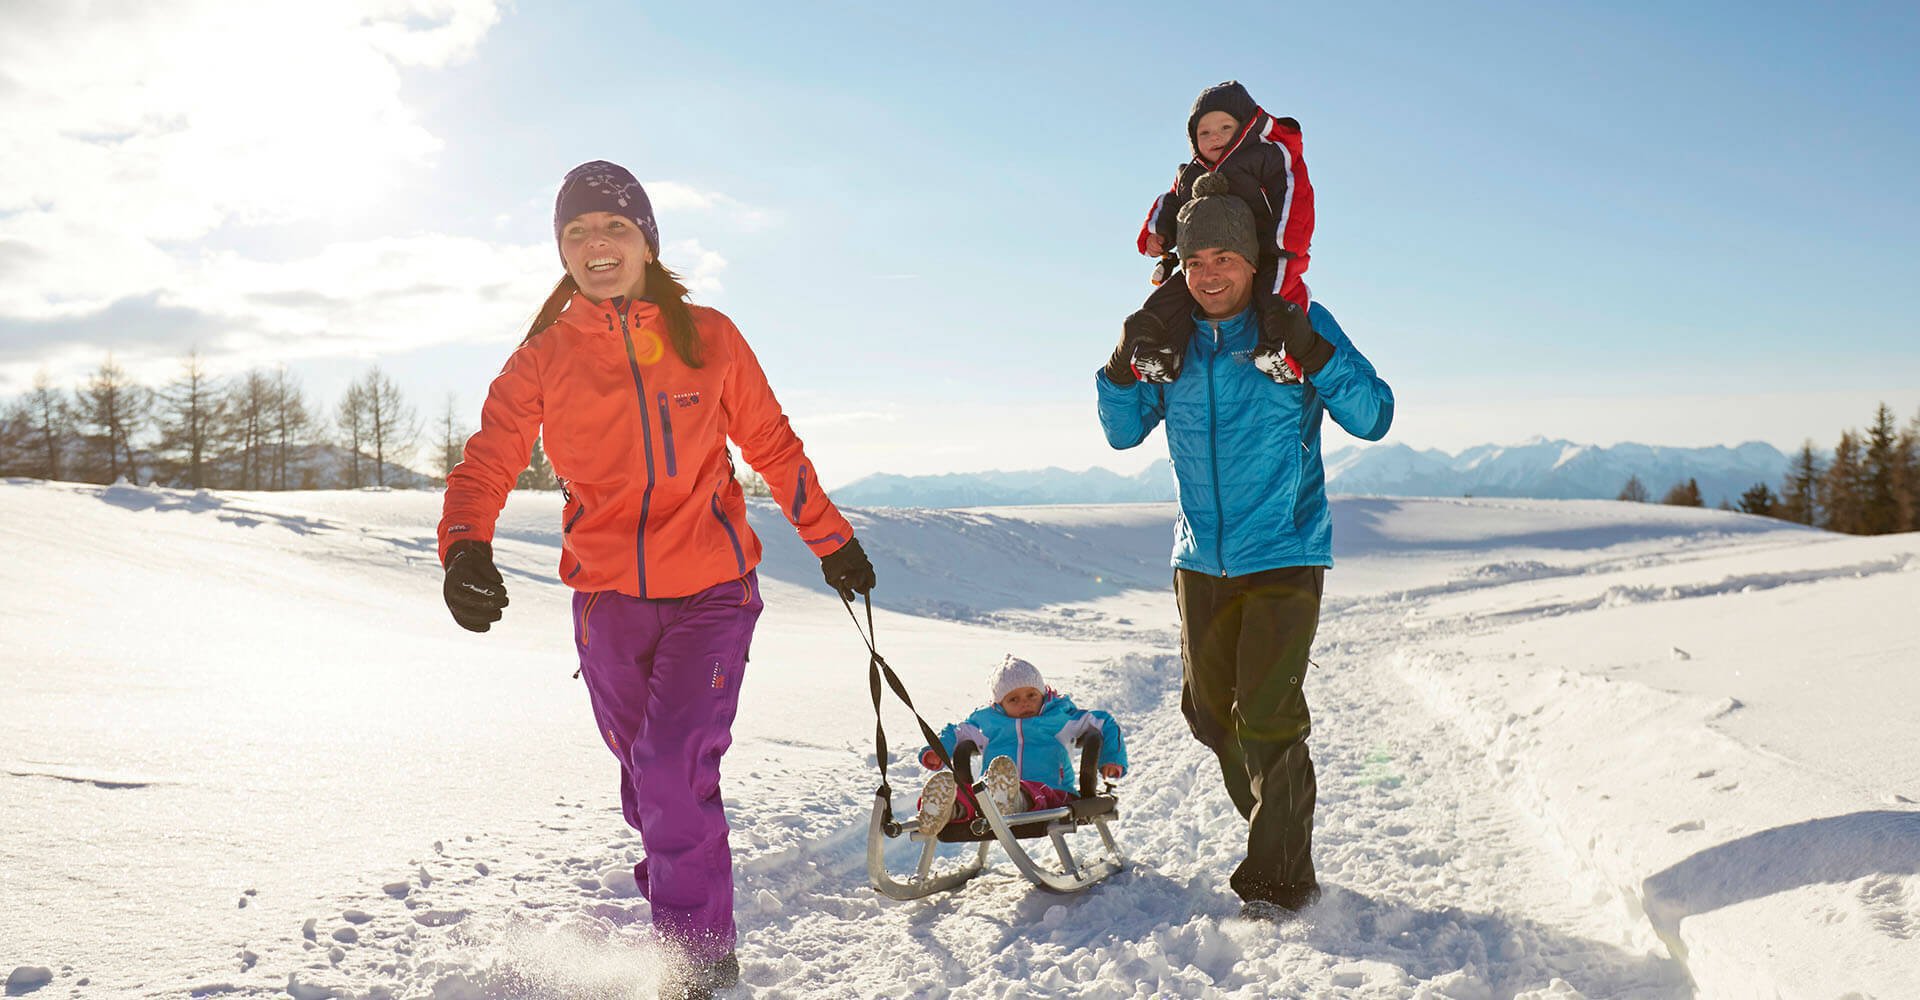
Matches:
[1176,172,1259,266]
[554,160,659,259]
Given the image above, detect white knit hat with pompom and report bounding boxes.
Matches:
[989,654,1045,703]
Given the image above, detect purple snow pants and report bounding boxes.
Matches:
[571,571,763,962]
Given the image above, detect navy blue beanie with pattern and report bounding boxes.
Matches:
[554,160,658,258]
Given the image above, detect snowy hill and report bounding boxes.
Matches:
[833,440,1789,508]
[3,479,1916,997]
[836,461,1176,508]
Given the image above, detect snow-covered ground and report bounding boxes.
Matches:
[3,480,1916,998]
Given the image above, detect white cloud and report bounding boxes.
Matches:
[663,238,729,299]
[0,0,501,320]
[644,181,777,231]
[0,234,557,393]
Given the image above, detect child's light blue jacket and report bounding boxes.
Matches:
[925,691,1128,793]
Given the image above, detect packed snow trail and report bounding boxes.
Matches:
[4,483,1916,997]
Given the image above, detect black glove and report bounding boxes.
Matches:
[1107,310,1183,386]
[1252,297,1334,384]
[443,539,509,632]
[820,536,876,601]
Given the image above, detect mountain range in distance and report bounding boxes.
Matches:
[832,438,1793,509]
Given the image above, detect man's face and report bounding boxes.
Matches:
[1183,247,1256,319]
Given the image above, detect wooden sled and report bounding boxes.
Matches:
[867,736,1126,900]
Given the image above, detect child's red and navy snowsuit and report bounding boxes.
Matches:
[1136,80,1313,336]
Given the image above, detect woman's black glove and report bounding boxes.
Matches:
[820,536,876,601]
[443,539,509,632]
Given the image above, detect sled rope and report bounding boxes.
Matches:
[842,593,956,833]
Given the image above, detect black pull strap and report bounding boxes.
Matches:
[844,593,955,832]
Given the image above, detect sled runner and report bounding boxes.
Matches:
[840,595,1126,900]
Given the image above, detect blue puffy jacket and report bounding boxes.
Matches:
[924,691,1128,793]
[1096,302,1392,575]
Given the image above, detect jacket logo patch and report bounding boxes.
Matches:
[711,660,726,690]
[673,392,702,408]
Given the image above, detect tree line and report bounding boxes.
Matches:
[0,353,444,490]
[0,352,781,497]
[1616,402,1920,535]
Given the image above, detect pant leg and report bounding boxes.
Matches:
[1138,268,1199,344]
[1022,781,1075,810]
[1227,565,1324,902]
[1175,569,1256,821]
[572,589,663,834]
[631,572,763,962]
[572,574,762,963]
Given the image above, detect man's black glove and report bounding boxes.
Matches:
[1107,310,1183,386]
[1252,298,1334,385]
[820,536,876,601]
[443,539,509,632]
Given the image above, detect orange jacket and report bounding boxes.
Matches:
[439,294,855,599]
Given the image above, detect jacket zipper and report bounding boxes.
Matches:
[656,391,677,477]
[617,305,657,596]
[710,492,746,575]
[1206,320,1227,576]
[1014,717,1024,777]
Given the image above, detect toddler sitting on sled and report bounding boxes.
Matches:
[916,655,1129,836]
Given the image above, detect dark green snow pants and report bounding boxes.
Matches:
[1175,564,1324,905]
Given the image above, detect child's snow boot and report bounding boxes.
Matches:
[917,771,958,836]
[983,755,1024,817]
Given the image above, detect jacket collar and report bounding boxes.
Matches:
[1191,306,1256,354]
[561,291,663,336]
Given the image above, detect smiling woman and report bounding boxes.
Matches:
[435,159,877,998]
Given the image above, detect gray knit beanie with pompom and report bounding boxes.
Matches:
[1175,172,1260,267]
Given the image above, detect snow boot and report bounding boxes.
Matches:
[659,950,738,999]
[917,771,958,837]
[983,755,1024,817]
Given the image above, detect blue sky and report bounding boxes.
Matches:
[3,1,1917,485]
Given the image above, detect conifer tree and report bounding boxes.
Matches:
[1861,403,1901,534]
[1738,482,1777,517]
[517,437,557,490]
[1820,431,1864,533]
[1779,441,1821,526]
[1896,409,1920,532]
[1661,478,1703,507]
